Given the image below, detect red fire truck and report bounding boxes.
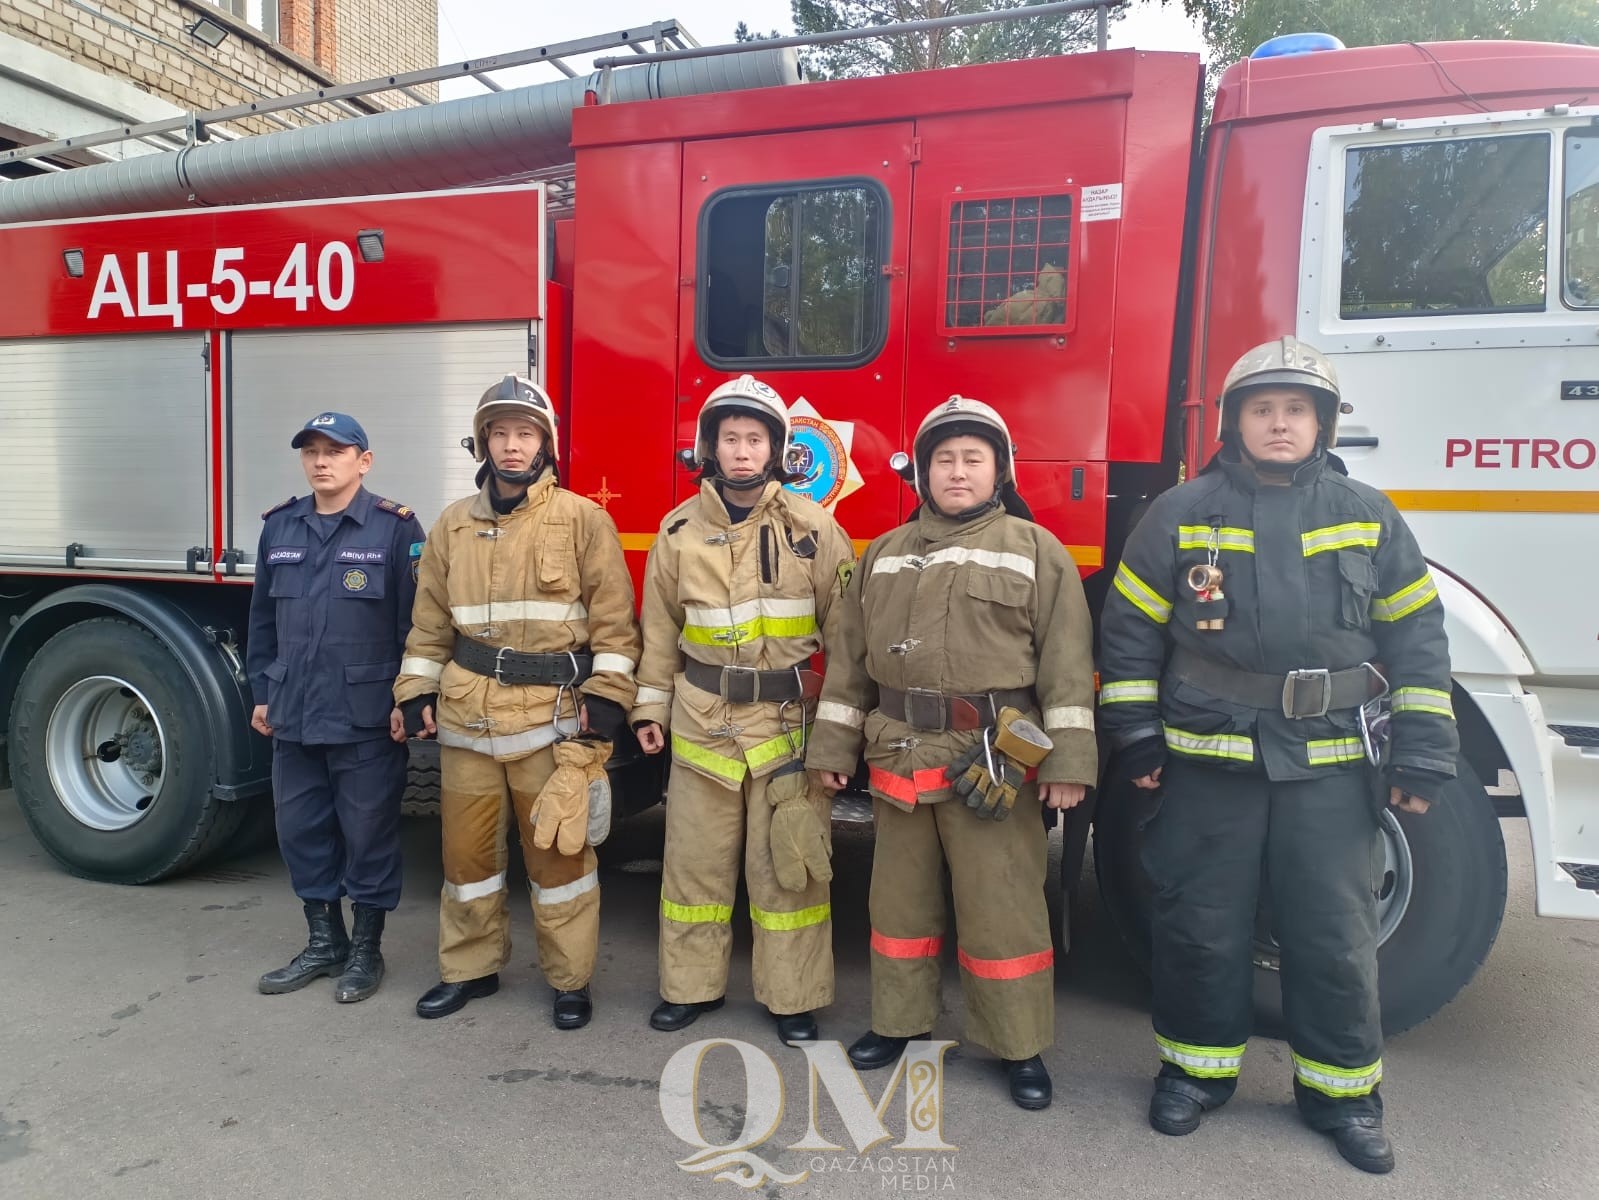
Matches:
[2,8,1597,1033]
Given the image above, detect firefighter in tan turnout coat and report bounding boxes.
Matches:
[394,376,641,1027]
[808,397,1097,1110]
[634,375,855,1045]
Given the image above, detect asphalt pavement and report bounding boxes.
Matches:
[1,795,1594,1200]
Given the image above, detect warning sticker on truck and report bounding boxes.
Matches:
[1081,183,1123,223]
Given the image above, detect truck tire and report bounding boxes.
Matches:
[1093,756,1507,1037]
[403,738,441,816]
[8,617,237,883]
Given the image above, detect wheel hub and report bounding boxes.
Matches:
[45,677,169,831]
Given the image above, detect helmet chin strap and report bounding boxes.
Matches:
[477,449,548,489]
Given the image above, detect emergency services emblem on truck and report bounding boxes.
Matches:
[784,397,863,511]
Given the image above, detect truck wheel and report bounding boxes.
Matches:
[403,738,441,816]
[8,617,235,883]
[1093,757,1507,1036]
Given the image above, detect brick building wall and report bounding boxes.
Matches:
[0,0,437,140]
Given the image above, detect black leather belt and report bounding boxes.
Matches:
[683,659,816,704]
[453,635,592,687]
[1170,648,1381,720]
[877,686,1037,732]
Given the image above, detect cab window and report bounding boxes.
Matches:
[1339,133,1550,318]
[697,181,887,368]
[1563,128,1599,308]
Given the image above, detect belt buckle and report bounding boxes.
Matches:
[903,687,948,731]
[722,665,759,704]
[1282,668,1331,719]
[493,646,511,686]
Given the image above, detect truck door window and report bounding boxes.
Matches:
[1563,129,1599,308]
[1340,133,1550,318]
[698,181,887,368]
[944,193,1074,332]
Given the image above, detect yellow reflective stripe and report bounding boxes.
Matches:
[746,726,810,771]
[661,897,734,925]
[1392,687,1454,718]
[670,732,748,784]
[1306,737,1364,766]
[1099,679,1159,705]
[1176,525,1255,553]
[1301,522,1381,557]
[1163,725,1255,763]
[1156,1034,1246,1078]
[749,902,831,931]
[1113,563,1173,625]
[1292,1052,1382,1097]
[682,614,819,646]
[1371,572,1439,622]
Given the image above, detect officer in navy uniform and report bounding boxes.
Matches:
[247,412,425,1004]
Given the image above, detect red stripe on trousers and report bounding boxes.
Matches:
[871,930,945,959]
[957,946,1054,980]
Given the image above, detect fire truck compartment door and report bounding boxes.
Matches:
[228,322,533,565]
[680,123,914,530]
[0,333,207,570]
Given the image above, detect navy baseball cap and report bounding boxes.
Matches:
[291,412,369,451]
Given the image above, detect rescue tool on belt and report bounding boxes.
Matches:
[948,707,1054,820]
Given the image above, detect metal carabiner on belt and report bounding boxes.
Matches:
[1356,661,1392,766]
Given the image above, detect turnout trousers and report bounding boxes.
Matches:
[1144,756,1385,1128]
[436,745,599,989]
[658,766,834,1014]
[272,736,405,910]
[868,788,1054,1061]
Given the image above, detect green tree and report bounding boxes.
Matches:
[780,1,1124,79]
[1164,0,1599,66]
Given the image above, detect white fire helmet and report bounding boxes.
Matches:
[1218,336,1342,448]
[911,395,1016,497]
[472,375,559,463]
[694,374,791,471]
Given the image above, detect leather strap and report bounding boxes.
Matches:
[877,686,1037,732]
[1169,648,1381,719]
[452,635,592,686]
[682,659,821,704]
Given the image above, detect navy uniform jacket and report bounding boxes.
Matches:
[1098,452,1458,782]
[246,486,425,745]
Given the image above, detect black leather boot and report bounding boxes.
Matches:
[334,904,386,1004]
[1148,1078,1220,1136]
[772,1010,819,1046]
[259,900,349,994]
[1005,1056,1052,1111]
[847,1031,929,1072]
[649,997,725,1031]
[415,974,500,1019]
[553,985,593,1030]
[1331,1119,1395,1174]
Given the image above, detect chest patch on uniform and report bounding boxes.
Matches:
[342,568,370,592]
[787,530,818,559]
[267,547,306,564]
[337,547,386,564]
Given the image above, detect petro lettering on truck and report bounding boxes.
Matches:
[1444,438,1598,469]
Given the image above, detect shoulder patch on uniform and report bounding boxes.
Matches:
[261,496,297,520]
[374,496,414,519]
[666,518,689,536]
[837,561,855,596]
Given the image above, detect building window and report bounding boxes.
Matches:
[943,193,1074,332]
[1340,134,1550,318]
[210,0,278,41]
[1563,129,1599,308]
[698,181,888,368]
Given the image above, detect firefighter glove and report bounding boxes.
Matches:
[1115,734,1167,783]
[532,736,612,856]
[951,708,1053,821]
[582,694,628,743]
[767,763,832,892]
[400,694,437,738]
[1387,765,1452,806]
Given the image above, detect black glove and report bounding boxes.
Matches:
[583,694,628,742]
[1116,735,1168,782]
[400,694,437,737]
[1387,766,1452,805]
